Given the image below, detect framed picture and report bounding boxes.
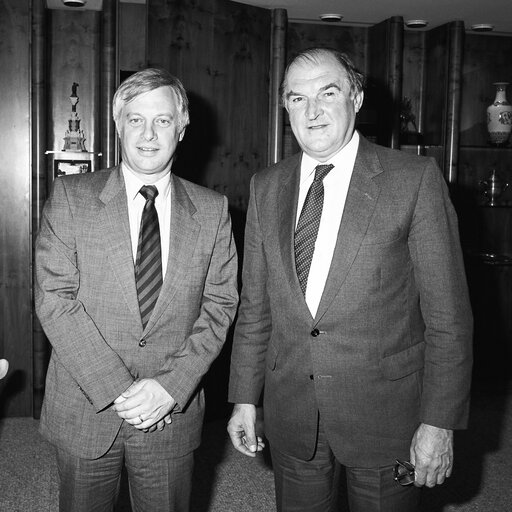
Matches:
[54,159,91,178]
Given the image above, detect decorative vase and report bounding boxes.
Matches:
[487,82,512,145]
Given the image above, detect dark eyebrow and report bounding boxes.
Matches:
[285,82,341,100]
[285,89,301,100]
[319,82,341,93]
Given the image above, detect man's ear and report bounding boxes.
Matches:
[179,127,186,142]
[354,90,364,113]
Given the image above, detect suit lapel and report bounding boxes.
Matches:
[145,174,200,331]
[99,167,141,322]
[277,155,313,316]
[314,138,383,323]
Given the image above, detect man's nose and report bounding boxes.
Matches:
[305,98,322,119]
[142,123,157,141]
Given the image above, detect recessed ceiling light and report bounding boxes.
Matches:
[471,23,494,32]
[405,19,428,28]
[319,13,343,23]
[62,0,86,6]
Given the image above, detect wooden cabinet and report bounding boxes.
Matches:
[456,34,512,379]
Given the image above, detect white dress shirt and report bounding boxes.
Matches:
[122,164,172,279]
[296,131,360,317]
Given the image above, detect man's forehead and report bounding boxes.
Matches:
[286,57,348,91]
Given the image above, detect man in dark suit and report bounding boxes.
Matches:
[35,68,239,511]
[227,48,472,511]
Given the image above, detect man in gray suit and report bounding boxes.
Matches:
[228,48,472,511]
[35,68,238,511]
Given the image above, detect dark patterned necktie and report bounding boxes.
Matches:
[135,185,162,328]
[294,164,334,295]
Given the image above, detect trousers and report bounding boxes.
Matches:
[270,420,420,512]
[56,420,194,512]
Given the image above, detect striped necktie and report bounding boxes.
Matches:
[135,185,163,328]
[294,164,334,295]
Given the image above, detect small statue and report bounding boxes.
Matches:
[63,82,87,152]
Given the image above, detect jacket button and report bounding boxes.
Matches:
[309,375,314,380]
[138,339,147,348]
[311,328,320,337]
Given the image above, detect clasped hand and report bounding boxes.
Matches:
[113,378,175,433]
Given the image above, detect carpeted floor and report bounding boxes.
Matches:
[0,377,511,511]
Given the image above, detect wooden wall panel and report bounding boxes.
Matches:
[119,1,147,72]
[402,31,426,140]
[32,0,49,419]
[147,0,270,213]
[0,0,32,417]
[368,16,403,148]
[423,25,449,147]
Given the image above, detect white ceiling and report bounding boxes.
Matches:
[46,0,512,35]
[235,0,512,35]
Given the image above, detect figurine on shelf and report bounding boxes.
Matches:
[62,82,87,152]
[400,97,422,145]
[480,169,509,206]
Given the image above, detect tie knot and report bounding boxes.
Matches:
[139,185,158,202]
[314,164,334,182]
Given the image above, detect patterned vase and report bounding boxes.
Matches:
[487,82,512,145]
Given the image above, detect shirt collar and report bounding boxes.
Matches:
[300,130,360,180]
[121,162,172,202]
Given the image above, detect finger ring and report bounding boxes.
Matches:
[139,415,144,423]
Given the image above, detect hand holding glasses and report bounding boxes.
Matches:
[393,459,415,486]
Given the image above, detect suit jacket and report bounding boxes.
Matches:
[229,135,473,467]
[35,166,238,459]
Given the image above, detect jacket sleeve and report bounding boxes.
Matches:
[35,177,134,412]
[408,159,473,429]
[228,175,272,405]
[152,195,239,409]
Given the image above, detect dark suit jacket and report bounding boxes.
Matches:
[35,166,238,459]
[229,135,473,467]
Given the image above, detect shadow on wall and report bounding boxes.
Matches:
[173,91,219,187]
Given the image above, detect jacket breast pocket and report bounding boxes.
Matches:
[379,342,425,380]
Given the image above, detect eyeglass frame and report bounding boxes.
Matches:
[393,459,416,486]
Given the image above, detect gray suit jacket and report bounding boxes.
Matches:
[35,166,238,459]
[229,135,473,467]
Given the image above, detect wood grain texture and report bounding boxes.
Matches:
[148,0,270,213]
[0,0,32,417]
[119,2,147,72]
[402,31,426,138]
[368,16,403,148]
[423,24,449,147]
[32,0,49,420]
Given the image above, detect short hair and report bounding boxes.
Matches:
[281,47,365,105]
[112,68,190,131]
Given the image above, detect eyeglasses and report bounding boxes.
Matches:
[393,459,415,486]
